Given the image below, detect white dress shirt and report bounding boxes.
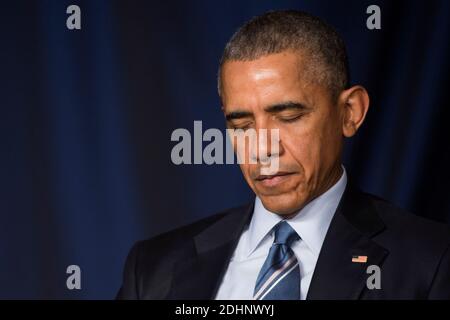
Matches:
[215,167,347,300]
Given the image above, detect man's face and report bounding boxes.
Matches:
[221,51,344,215]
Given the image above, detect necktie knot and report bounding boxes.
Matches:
[273,221,299,246]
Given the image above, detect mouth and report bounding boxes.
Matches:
[254,172,296,188]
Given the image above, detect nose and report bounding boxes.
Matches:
[249,128,283,164]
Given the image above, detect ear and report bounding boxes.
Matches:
[339,85,370,137]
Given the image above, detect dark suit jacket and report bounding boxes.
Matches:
[117,182,450,299]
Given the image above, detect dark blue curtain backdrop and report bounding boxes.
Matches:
[1,0,449,299]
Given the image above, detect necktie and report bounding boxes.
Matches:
[253,221,301,300]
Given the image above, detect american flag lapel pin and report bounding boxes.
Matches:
[352,255,368,263]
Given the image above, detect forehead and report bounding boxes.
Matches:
[220,51,316,109]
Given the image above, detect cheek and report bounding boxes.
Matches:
[281,116,336,176]
[239,163,257,186]
[239,163,250,178]
[282,122,321,168]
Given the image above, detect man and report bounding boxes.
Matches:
[117,10,450,299]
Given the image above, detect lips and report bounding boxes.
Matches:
[255,172,295,188]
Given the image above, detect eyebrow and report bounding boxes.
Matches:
[225,111,253,121]
[225,101,310,121]
[264,101,310,113]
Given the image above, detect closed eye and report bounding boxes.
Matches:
[275,109,308,123]
[228,120,254,130]
[266,101,312,123]
[278,114,304,123]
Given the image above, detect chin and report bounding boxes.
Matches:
[259,193,306,216]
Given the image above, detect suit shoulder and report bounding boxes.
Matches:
[119,204,251,299]
[363,192,450,249]
[134,203,250,253]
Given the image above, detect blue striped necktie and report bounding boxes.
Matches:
[253,221,300,300]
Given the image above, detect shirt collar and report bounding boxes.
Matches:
[247,166,347,257]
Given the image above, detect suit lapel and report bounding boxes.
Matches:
[167,204,253,299]
[307,182,389,299]
[167,180,389,300]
